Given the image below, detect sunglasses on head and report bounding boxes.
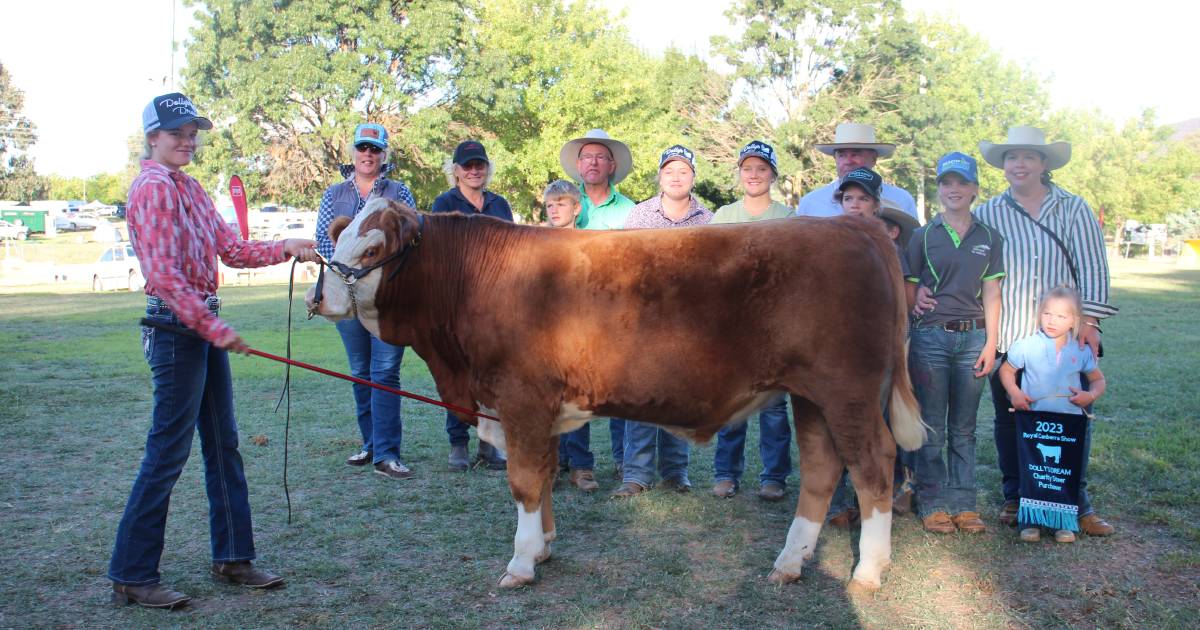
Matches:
[355,144,383,154]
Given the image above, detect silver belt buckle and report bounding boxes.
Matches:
[206,295,221,312]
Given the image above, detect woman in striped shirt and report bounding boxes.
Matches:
[915,126,1117,537]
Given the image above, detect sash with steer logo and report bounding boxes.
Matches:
[1016,409,1088,531]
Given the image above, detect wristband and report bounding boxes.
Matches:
[1084,321,1102,333]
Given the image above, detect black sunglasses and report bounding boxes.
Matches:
[355,144,384,154]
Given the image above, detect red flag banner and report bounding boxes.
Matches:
[229,175,250,240]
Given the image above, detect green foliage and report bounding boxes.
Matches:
[0,62,46,202]
[182,0,470,206]
[1166,208,1200,240]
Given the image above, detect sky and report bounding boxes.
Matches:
[1,0,1196,179]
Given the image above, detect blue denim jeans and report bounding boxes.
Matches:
[336,318,405,464]
[109,304,256,585]
[713,394,792,487]
[621,420,689,487]
[558,425,594,470]
[991,361,1094,517]
[909,325,987,517]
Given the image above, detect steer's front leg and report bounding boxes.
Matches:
[499,425,556,588]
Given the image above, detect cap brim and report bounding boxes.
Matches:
[560,136,633,184]
[161,115,214,131]
[659,156,694,171]
[979,141,1071,170]
[936,168,978,184]
[815,142,896,158]
[738,152,777,171]
[356,139,388,150]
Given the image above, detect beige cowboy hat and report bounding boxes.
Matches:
[815,123,896,158]
[559,129,634,185]
[979,126,1071,171]
[880,198,920,249]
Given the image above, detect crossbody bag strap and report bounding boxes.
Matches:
[1003,192,1080,288]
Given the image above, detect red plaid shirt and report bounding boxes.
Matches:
[128,160,286,342]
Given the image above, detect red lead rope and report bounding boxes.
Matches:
[138,318,500,422]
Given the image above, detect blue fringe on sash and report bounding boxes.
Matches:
[1019,498,1079,532]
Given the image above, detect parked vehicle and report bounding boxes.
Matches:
[54,212,101,231]
[91,243,144,292]
[0,219,30,240]
[270,221,315,241]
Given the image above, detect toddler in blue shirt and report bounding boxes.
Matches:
[999,286,1107,543]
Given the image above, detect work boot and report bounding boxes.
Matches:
[711,479,737,498]
[756,481,786,502]
[658,477,691,493]
[448,443,470,471]
[345,449,372,466]
[374,459,413,480]
[111,582,191,609]
[476,441,507,471]
[211,561,285,589]
[1079,513,1115,536]
[952,511,987,534]
[610,481,647,498]
[827,507,859,529]
[569,469,599,492]
[922,511,956,534]
[998,500,1019,528]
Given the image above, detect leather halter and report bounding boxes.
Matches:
[307,213,424,319]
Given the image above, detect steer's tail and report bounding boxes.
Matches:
[886,244,927,452]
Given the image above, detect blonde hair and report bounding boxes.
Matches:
[1038,285,1083,339]
[543,179,580,204]
[442,158,494,188]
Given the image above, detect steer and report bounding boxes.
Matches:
[305,199,925,593]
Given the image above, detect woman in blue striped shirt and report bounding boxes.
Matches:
[918,127,1117,537]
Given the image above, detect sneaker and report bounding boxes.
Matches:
[569,469,599,492]
[711,479,738,498]
[756,481,786,502]
[345,449,372,466]
[611,481,647,498]
[922,511,956,534]
[448,444,469,471]
[999,500,1019,528]
[658,477,692,493]
[1079,513,1115,537]
[1054,529,1076,543]
[1019,527,1041,543]
[374,460,413,480]
[952,511,987,534]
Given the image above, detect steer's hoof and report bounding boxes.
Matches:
[499,571,535,588]
[535,544,553,565]
[767,569,801,585]
[847,578,881,597]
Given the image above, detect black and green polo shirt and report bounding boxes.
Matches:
[904,213,1006,326]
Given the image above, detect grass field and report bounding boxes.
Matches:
[0,257,1196,629]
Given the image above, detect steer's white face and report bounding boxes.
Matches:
[306,198,392,336]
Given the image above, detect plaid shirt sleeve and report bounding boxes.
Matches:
[315,187,336,259]
[127,174,232,343]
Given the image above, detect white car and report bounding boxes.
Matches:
[54,212,101,231]
[269,220,315,241]
[0,219,30,240]
[91,243,145,291]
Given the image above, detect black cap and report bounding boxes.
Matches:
[837,167,883,201]
[453,140,489,165]
[142,92,213,132]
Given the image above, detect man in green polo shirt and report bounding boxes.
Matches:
[559,129,636,230]
[555,129,636,483]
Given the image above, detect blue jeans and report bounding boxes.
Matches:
[336,318,405,464]
[109,305,256,585]
[991,361,1094,517]
[558,425,594,470]
[909,326,987,516]
[621,420,689,487]
[557,419,625,469]
[713,394,792,487]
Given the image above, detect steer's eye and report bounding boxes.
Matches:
[364,248,377,259]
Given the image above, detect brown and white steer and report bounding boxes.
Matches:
[305,199,925,592]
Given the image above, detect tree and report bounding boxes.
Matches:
[183,0,470,207]
[0,62,46,202]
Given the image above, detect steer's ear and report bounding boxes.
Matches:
[379,201,421,252]
[328,216,352,246]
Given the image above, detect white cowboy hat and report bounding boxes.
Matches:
[559,129,633,185]
[815,123,896,158]
[880,198,920,249]
[979,126,1071,171]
